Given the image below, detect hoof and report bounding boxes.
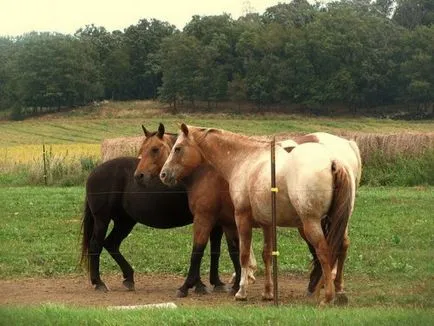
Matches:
[176,289,188,298]
[335,292,349,306]
[262,293,274,301]
[94,283,109,292]
[319,298,334,307]
[229,285,239,296]
[194,285,212,295]
[123,280,135,291]
[234,294,247,301]
[213,284,228,293]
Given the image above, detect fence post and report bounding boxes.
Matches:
[42,143,47,186]
[270,137,279,306]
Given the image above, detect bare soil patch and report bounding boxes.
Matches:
[0,273,314,307]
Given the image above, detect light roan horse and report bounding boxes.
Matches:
[134,123,257,296]
[278,132,362,295]
[160,124,356,305]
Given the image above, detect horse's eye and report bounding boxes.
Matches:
[174,147,181,153]
[151,147,159,154]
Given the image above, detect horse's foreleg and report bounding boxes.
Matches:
[209,225,225,290]
[248,243,257,284]
[234,212,253,301]
[303,220,335,305]
[223,227,241,293]
[177,218,213,298]
[228,241,255,285]
[89,219,110,292]
[103,219,136,291]
[262,226,273,300]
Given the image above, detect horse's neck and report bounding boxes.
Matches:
[195,132,266,181]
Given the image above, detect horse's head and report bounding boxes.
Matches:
[160,123,204,187]
[134,123,175,185]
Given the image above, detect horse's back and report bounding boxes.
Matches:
[85,157,193,228]
[86,157,138,216]
[310,132,361,185]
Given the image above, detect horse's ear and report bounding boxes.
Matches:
[180,123,189,136]
[157,123,165,139]
[142,125,151,138]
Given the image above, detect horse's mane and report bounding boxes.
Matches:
[192,126,270,145]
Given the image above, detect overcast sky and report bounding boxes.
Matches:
[0,0,290,37]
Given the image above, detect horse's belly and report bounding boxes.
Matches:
[251,196,301,228]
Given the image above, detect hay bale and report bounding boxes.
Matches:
[101,136,143,162]
[337,132,434,163]
[101,132,434,164]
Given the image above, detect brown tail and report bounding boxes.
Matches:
[325,160,353,268]
[80,199,94,271]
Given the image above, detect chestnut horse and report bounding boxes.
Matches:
[160,124,356,305]
[134,123,257,297]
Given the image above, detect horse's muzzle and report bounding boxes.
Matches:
[134,171,150,185]
[160,170,177,187]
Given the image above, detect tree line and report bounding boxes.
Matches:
[0,0,433,118]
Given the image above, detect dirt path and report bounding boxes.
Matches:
[0,273,315,307]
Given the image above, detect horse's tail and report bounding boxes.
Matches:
[348,140,362,188]
[80,198,94,271]
[325,160,354,268]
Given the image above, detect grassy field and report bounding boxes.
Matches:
[1,100,434,147]
[0,186,432,308]
[0,305,432,325]
[0,101,433,187]
[1,102,433,323]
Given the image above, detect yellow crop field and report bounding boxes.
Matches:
[0,143,100,166]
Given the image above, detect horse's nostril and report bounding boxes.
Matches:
[135,173,144,180]
[160,172,166,179]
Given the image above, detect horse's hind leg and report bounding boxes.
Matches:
[209,225,226,291]
[89,218,110,292]
[177,217,214,298]
[334,229,350,305]
[103,218,136,291]
[302,220,335,305]
[298,227,322,295]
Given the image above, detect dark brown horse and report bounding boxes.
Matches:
[80,137,227,294]
[134,124,257,297]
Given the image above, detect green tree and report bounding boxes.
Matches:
[12,32,103,113]
[124,19,176,99]
[400,25,434,104]
[158,33,201,109]
[393,0,434,29]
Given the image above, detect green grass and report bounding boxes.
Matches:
[361,149,434,186]
[0,186,433,307]
[0,305,432,325]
